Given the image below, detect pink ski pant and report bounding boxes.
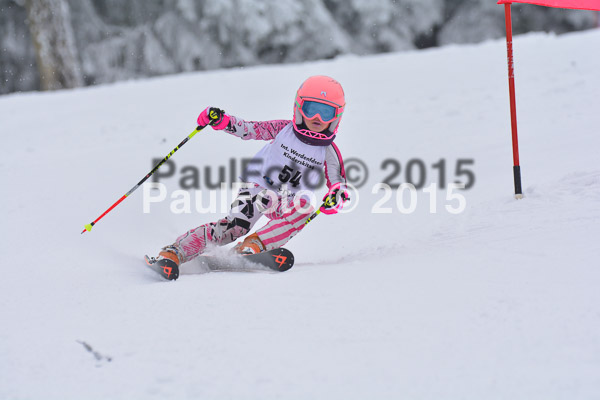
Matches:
[172,185,314,263]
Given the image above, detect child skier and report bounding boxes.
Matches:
[154,75,349,268]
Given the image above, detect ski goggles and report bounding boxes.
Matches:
[299,100,339,123]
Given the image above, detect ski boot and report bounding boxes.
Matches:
[234,233,266,255]
[145,245,183,280]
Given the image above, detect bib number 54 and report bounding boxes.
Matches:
[279,165,302,187]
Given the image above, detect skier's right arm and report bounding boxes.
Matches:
[197,107,290,141]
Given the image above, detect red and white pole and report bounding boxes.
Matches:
[503,3,524,199]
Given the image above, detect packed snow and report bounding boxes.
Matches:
[1,29,599,399]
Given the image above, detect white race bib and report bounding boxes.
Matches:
[243,124,326,195]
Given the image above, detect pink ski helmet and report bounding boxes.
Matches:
[293,76,345,144]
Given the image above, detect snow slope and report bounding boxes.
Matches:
[1,30,599,399]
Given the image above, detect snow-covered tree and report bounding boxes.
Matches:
[25,0,83,90]
[0,0,595,95]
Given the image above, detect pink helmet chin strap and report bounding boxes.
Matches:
[294,126,332,140]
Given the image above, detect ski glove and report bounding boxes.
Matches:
[197,107,230,130]
[320,183,350,215]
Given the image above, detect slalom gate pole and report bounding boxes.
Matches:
[81,125,206,234]
[503,3,524,199]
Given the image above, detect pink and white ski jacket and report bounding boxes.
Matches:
[223,115,347,191]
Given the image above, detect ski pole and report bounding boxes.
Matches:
[304,197,334,227]
[82,125,206,234]
[304,207,323,226]
[304,187,349,227]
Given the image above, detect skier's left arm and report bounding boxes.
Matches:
[321,143,350,215]
[197,107,289,141]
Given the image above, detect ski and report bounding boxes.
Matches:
[144,248,294,280]
[198,248,294,273]
[144,255,179,280]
